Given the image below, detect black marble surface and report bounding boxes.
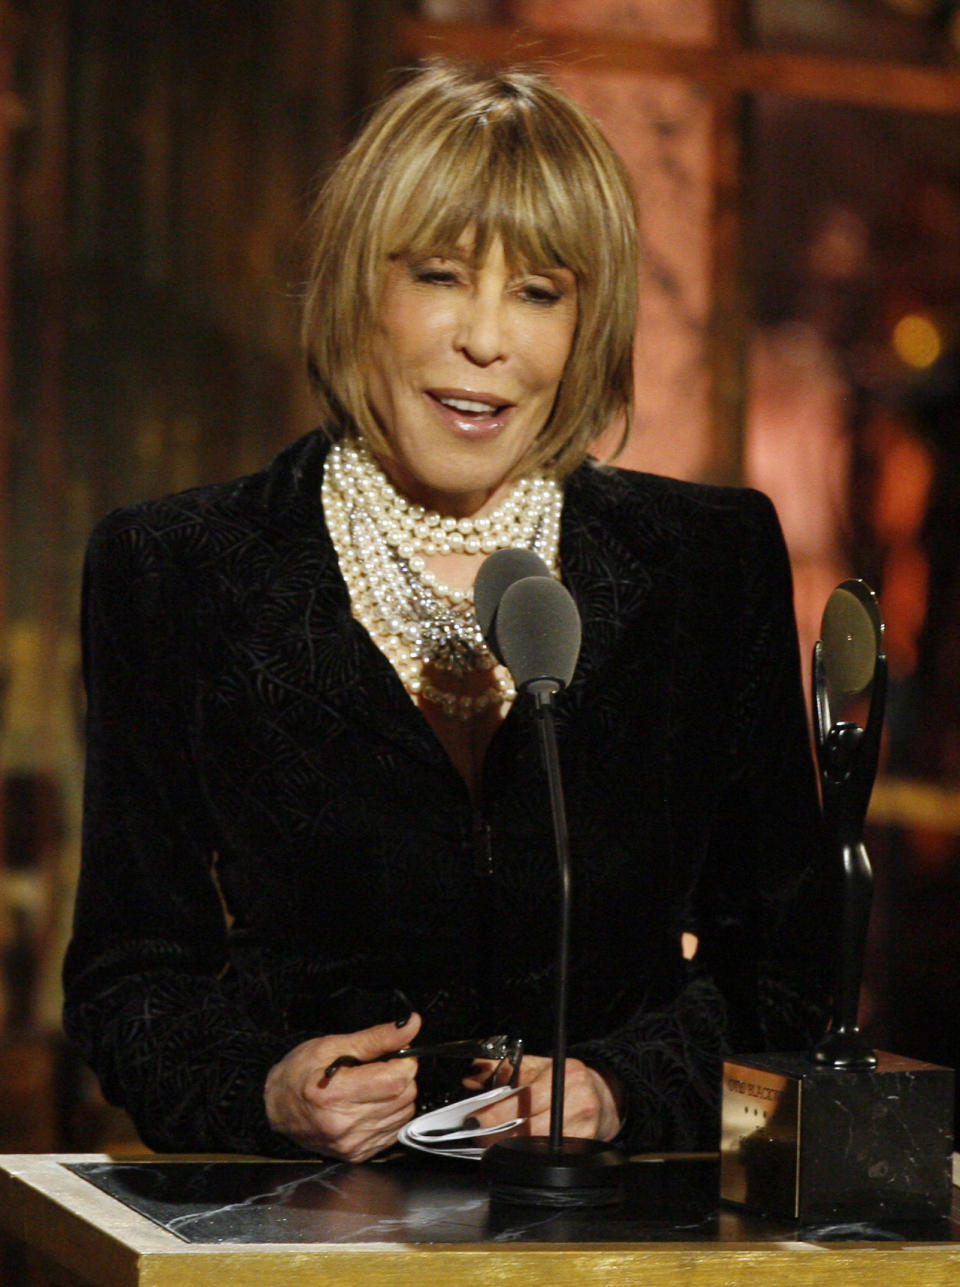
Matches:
[66,1155,959,1247]
[725,1051,954,1222]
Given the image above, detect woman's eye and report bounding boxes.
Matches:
[410,261,462,286]
[520,282,563,304]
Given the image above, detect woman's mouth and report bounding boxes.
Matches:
[427,390,514,436]
[436,394,506,414]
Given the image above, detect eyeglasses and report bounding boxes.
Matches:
[325,1033,524,1090]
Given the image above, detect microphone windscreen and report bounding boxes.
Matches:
[495,575,581,690]
[820,581,883,696]
[474,548,553,645]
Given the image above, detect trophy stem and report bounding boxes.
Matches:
[811,627,886,1072]
[811,840,876,1069]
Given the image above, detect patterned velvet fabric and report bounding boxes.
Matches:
[63,430,832,1156]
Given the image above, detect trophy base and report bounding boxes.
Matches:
[720,1050,954,1223]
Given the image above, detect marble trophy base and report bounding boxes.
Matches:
[720,1050,954,1223]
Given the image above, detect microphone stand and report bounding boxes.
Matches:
[483,679,627,1205]
[532,682,572,1151]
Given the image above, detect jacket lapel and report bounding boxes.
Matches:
[260,435,460,776]
[559,462,660,703]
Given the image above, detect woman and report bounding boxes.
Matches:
[63,63,831,1163]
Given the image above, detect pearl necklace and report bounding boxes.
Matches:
[322,439,563,719]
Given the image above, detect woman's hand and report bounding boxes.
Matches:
[264,1013,422,1162]
[462,1052,622,1142]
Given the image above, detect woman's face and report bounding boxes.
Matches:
[366,233,577,516]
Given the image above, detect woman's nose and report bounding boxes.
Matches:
[454,294,505,366]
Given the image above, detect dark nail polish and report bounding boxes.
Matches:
[395,1012,412,1028]
[324,1061,340,1078]
[463,1116,481,1130]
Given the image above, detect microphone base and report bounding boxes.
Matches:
[483,1136,628,1207]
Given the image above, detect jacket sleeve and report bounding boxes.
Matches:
[573,488,833,1152]
[697,489,834,1057]
[62,515,307,1156]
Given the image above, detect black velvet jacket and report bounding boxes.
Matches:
[63,430,832,1156]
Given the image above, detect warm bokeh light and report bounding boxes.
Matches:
[883,0,936,18]
[891,312,943,368]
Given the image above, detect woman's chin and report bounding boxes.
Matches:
[381,451,530,517]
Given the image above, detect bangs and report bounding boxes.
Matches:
[371,118,584,278]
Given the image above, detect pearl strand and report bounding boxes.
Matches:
[325,443,560,603]
[322,439,563,719]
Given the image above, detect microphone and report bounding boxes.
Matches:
[495,575,581,694]
[474,551,626,1207]
[473,548,552,665]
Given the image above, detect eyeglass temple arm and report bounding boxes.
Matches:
[325,1036,522,1079]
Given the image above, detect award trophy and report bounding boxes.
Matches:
[720,580,954,1223]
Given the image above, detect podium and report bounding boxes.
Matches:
[1,1152,958,1287]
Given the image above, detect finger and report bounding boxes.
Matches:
[341,1124,407,1164]
[466,1061,564,1132]
[332,1070,416,1122]
[522,1069,607,1140]
[466,1084,541,1133]
[322,1088,418,1141]
[462,1052,548,1091]
[370,1096,419,1137]
[510,1054,550,1086]
[301,1082,418,1155]
[461,1058,497,1090]
[310,1057,419,1107]
[311,1121,402,1163]
[325,1012,423,1074]
[326,1088,421,1156]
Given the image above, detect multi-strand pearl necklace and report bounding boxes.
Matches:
[322,438,563,719]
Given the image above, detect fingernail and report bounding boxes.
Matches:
[392,988,414,1026]
[464,1116,481,1130]
[324,1061,340,1079]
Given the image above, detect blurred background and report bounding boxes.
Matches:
[1,0,959,1170]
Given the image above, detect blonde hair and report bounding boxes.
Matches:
[302,61,638,479]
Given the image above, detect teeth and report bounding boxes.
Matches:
[437,395,500,414]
